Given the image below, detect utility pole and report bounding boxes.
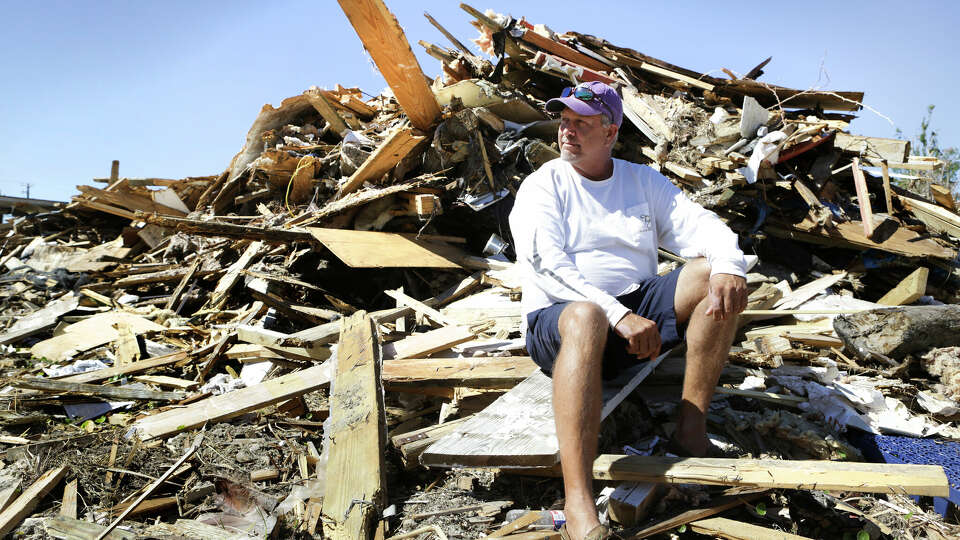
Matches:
[21,182,32,199]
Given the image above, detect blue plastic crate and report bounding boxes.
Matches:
[850,431,960,516]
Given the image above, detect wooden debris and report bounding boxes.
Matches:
[0,466,68,537]
[689,517,813,539]
[322,311,386,539]
[590,455,948,496]
[131,362,332,440]
[337,0,441,130]
[877,266,929,306]
[12,378,186,401]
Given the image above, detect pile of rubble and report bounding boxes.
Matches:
[1,2,960,538]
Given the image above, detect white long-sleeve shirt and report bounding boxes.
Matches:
[509,158,746,328]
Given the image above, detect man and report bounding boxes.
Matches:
[508,81,748,540]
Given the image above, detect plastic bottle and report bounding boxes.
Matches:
[503,509,566,530]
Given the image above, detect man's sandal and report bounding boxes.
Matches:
[559,523,621,540]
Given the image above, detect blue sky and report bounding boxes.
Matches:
[1,0,957,202]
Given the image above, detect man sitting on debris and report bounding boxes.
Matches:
[508,81,748,540]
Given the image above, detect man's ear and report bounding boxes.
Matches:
[607,125,619,144]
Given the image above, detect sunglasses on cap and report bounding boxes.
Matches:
[560,83,615,122]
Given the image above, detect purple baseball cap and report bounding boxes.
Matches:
[545,81,623,127]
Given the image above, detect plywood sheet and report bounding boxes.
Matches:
[308,228,466,268]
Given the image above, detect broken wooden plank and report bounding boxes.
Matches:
[0,466,68,537]
[337,0,441,130]
[203,240,265,311]
[131,362,332,440]
[516,27,607,71]
[640,62,714,91]
[0,294,79,345]
[322,311,386,539]
[0,483,20,513]
[30,312,165,363]
[834,132,910,164]
[900,194,960,239]
[765,217,956,260]
[308,228,467,268]
[930,183,957,211]
[880,160,895,213]
[132,375,200,391]
[45,515,136,540]
[383,356,537,388]
[337,125,427,198]
[60,350,189,384]
[12,378,186,401]
[422,355,663,467]
[851,157,876,238]
[620,85,673,145]
[303,89,349,136]
[385,325,479,360]
[690,517,813,539]
[590,455,948,496]
[632,490,767,539]
[59,479,77,519]
[141,214,312,244]
[877,267,929,306]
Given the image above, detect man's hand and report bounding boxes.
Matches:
[704,273,748,321]
[614,313,661,360]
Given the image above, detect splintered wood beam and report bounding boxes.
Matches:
[60,479,78,519]
[202,240,266,311]
[12,378,185,402]
[0,466,67,537]
[303,89,349,136]
[880,160,895,213]
[877,266,929,306]
[632,489,767,538]
[337,126,427,198]
[640,62,715,91]
[322,312,386,539]
[424,11,474,58]
[383,356,538,388]
[131,362,332,440]
[385,325,478,360]
[516,28,607,71]
[60,350,190,384]
[690,517,813,539]
[851,158,875,238]
[591,455,948,496]
[764,217,956,260]
[835,133,910,164]
[337,0,441,130]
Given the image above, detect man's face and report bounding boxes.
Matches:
[558,108,617,164]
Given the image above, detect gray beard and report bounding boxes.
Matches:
[559,148,581,163]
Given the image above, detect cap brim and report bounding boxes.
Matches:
[545,96,606,118]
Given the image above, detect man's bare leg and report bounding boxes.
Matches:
[553,301,607,539]
[672,259,739,456]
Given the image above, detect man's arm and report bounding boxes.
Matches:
[647,168,748,319]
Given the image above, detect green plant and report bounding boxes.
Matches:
[895,104,959,197]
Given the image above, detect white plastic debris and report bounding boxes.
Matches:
[709,107,729,124]
[917,391,960,416]
[200,373,245,395]
[738,375,767,391]
[739,130,787,184]
[43,359,109,377]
